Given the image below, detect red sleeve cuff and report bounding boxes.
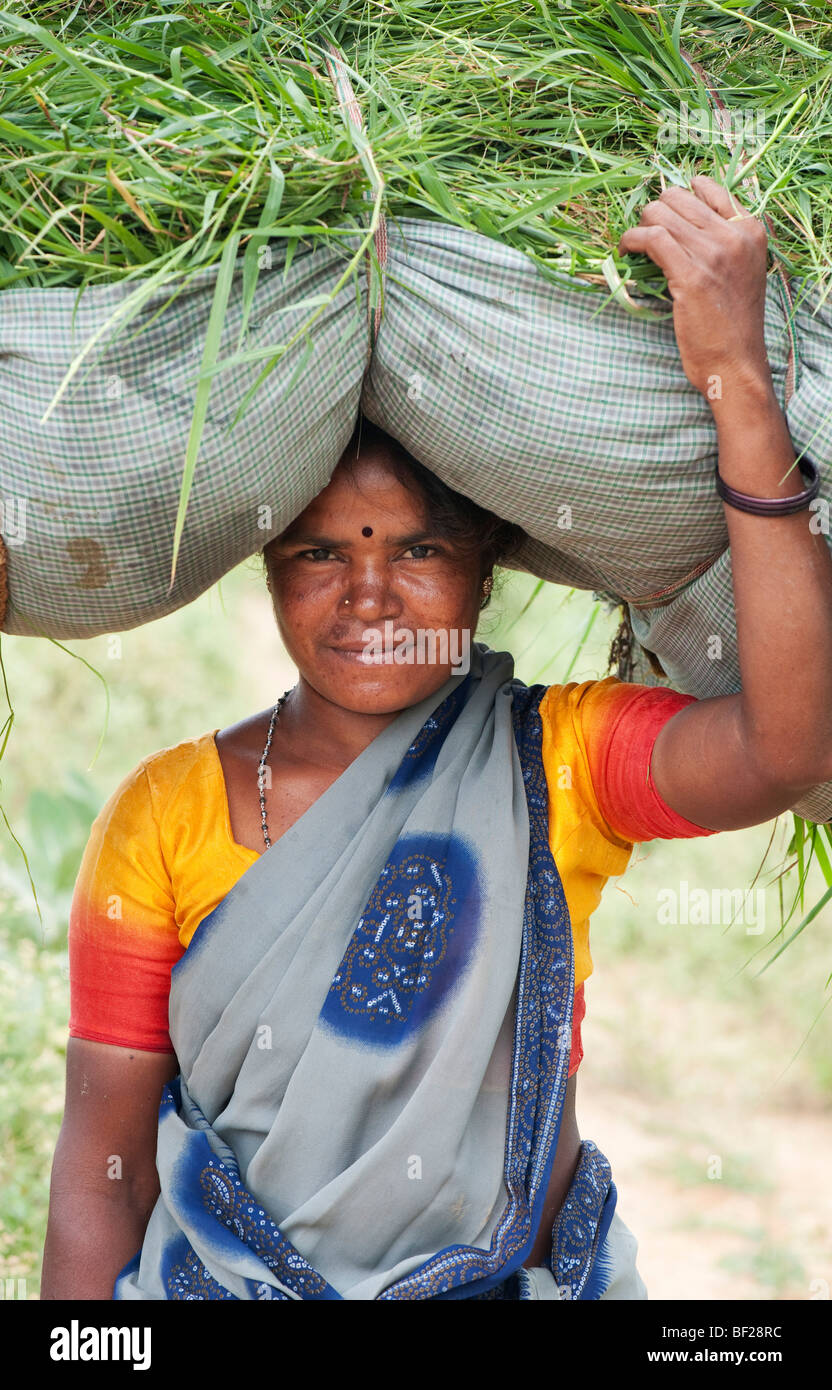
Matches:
[567,982,585,1077]
[68,907,183,1053]
[591,687,720,843]
[67,1024,176,1054]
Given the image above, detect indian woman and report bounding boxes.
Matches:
[41,176,832,1300]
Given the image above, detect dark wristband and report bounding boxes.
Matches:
[714,455,820,516]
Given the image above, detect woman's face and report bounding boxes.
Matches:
[264,447,484,715]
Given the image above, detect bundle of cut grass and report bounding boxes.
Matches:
[2,0,832,842]
[1,0,831,296]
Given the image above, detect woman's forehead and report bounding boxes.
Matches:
[303,456,424,521]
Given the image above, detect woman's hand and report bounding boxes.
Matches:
[617,174,772,403]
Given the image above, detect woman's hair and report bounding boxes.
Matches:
[264,415,527,611]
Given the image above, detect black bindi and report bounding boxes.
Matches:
[361,525,373,537]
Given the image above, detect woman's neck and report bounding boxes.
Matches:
[278,679,405,773]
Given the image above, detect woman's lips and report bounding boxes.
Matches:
[329,642,415,664]
[330,645,390,664]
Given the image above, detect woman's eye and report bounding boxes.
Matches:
[297,545,436,561]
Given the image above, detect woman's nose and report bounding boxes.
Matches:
[340,570,403,621]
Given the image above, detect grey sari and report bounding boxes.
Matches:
[114,643,618,1300]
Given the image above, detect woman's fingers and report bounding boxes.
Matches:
[616,174,770,397]
[638,198,711,255]
[657,183,725,230]
[616,221,691,285]
[616,175,765,285]
[689,172,752,221]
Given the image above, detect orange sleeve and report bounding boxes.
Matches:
[68,760,183,1053]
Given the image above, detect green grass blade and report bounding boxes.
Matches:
[560,601,601,682]
[238,158,286,347]
[168,229,242,588]
[757,882,832,976]
[45,638,110,769]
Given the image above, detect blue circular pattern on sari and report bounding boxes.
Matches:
[319,831,482,1048]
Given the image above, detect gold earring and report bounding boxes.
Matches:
[482,575,494,596]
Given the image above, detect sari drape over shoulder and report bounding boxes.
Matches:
[114,644,617,1301]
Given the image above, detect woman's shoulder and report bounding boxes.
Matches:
[138,730,221,793]
[537,674,644,739]
[94,730,222,833]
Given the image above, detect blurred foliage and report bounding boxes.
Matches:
[1,771,102,944]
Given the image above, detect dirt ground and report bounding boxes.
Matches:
[577,1014,832,1301]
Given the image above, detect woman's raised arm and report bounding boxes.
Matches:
[616,175,832,832]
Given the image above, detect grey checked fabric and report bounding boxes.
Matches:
[1,218,830,817]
